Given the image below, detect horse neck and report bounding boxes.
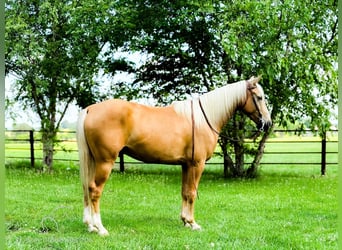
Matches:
[199,80,247,131]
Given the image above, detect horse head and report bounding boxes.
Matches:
[241,76,272,131]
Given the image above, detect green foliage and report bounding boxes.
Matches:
[215,0,337,131]
[5,0,109,111]
[5,0,134,168]
[130,1,227,103]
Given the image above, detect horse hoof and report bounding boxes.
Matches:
[98,229,109,236]
[87,224,99,233]
[191,224,201,230]
[184,222,201,230]
[184,222,191,228]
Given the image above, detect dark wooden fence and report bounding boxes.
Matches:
[5,129,338,175]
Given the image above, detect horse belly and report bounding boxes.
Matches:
[125,131,189,164]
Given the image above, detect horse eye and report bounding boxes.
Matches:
[257,96,263,100]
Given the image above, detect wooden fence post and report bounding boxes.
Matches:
[321,131,326,176]
[29,130,35,167]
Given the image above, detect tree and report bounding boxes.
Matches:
[103,1,226,104]
[110,0,337,177]
[5,0,133,170]
[216,0,337,176]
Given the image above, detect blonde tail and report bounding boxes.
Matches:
[76,109,95,206]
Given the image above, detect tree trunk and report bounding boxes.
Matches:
[42,131,55,172]
[232,139,244,176]
[220,113,246,178]
[41,102,57,172]
[223,148,234,178]
[247,123,274,177]
[232,114,245,176]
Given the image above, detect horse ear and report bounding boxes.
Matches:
[255,75,262,82]
[248,75,262,84]
[247,75,262,89]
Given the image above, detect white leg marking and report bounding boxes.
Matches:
[93,213,109,236]
[83,206,108,235]
[83,206,92,225]
[181,205,201,230]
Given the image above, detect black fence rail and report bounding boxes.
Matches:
[5,130,78,164]
[5,129,338,175]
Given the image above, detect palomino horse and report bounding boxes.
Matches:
[76,76,272,236]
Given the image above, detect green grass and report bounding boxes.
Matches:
[5,163,338,249]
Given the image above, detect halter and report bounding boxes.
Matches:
[241,80,263,121]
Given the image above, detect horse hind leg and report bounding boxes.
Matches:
[84,161,113,236]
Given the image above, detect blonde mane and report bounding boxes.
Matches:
[172,80,248,130]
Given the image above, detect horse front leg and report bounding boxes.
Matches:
[181,162,204,230]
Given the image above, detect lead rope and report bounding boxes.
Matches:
[191,100,199,199]
[198,98,221,136]
[191,99,195,162]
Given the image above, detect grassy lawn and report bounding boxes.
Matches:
[5,162,337,249]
